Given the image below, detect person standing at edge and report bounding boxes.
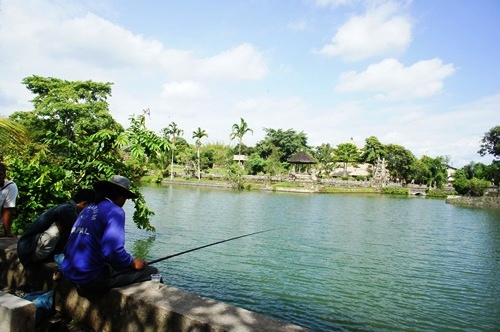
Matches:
[62,175,158,296]
[17,188,96,268]
[0,163,18,238]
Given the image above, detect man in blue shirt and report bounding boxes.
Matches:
[62,175,158,296]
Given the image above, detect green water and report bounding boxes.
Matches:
[124,184,500,331]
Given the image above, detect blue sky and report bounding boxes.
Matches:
[1,0,499,167]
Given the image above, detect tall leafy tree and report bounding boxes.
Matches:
[192,127,208,180]
[161,122,184,179]
[360,136,385,165]
[255,128,309,163]
[409,159,431,185]
[462,161,488,180]
[333,143,359,176]
[478,126,500,160]
[385,144,416,181]
[7,76,166,232]
[420,155,449,188]
[313,143,335,174]
[230,118,253,165]
[17,75,119,145]
[478,126,500,190]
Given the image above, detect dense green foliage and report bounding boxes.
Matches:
[385,144,416,181]
[333,143,359,176]
[360,136,385,164]
[478,126,500,160]
[452,170,491,197]
[255,128,309,164]
[5,76,170,233]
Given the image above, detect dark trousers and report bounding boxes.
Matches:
[76,265,159,297]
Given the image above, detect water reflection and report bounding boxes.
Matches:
[129,234,156,261]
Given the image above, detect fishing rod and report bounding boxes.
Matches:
[147,229,276,265]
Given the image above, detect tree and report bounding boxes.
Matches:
[246,153,267,175]
[230,118,253,165]
[420,155,449,188]
[313,143,335,175]
[161,122,184,179]
[203,142,233,169]
[409,159,430,185]
[17,75,118,146]
[478,126,500,160]
[385,144,416,181]
[360,136,385,165]
[453,169,491,197]
[192,127,208,180]
[484,161,500,187]
[255,128,309,164]
[6,76,166,232]
[462,161,488,180]
[333,143,359,176]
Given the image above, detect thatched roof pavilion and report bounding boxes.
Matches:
[288,151,317,164]
[288,151,317,174]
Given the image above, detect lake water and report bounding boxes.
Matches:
[124,184,500,332]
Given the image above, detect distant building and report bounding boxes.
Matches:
[447,165,457,182]
[233,155,248,162]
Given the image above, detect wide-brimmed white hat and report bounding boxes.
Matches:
[93,175,138,199]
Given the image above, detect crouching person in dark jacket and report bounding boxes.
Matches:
[17,189,95,268]
[61,175,159,297]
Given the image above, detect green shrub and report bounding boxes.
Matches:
[453,176,490,197]
[467,178,491,196]
[427,189,454,197]
[382,187,409,195]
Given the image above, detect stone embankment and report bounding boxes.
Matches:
[0,237,310,332]
[446,195,500,208]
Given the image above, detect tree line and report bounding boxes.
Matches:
[0,76,498,233]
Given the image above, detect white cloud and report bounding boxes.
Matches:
[319,2,411,61]
[335,58,455,100]
[196,43,268,80]
[161,81,206,99]
[53,13,167,69]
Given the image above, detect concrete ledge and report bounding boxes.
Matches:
[1,238,310,332]
[0,291,36,332]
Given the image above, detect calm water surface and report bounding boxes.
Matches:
[124,184,500,332]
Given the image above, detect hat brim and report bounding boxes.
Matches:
[93,180,138,199]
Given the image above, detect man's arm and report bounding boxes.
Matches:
[1,207,14,236]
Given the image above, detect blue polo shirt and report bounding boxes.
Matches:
[62,199,133,284]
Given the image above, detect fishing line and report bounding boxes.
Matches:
[147,228,276,265]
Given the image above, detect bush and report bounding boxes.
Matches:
[453,176,490,197]
[467,178,490,196]
[382,187,409,195]
[427,189,454,197]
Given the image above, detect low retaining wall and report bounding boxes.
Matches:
[0,238,309,332]
[446,195,500,208]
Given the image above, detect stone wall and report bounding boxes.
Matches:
[445,195,500,208]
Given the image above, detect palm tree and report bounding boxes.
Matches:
[230,118,253,165]
[0,117,29,160]
[192,127,208,180]
[161,122,184,179]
